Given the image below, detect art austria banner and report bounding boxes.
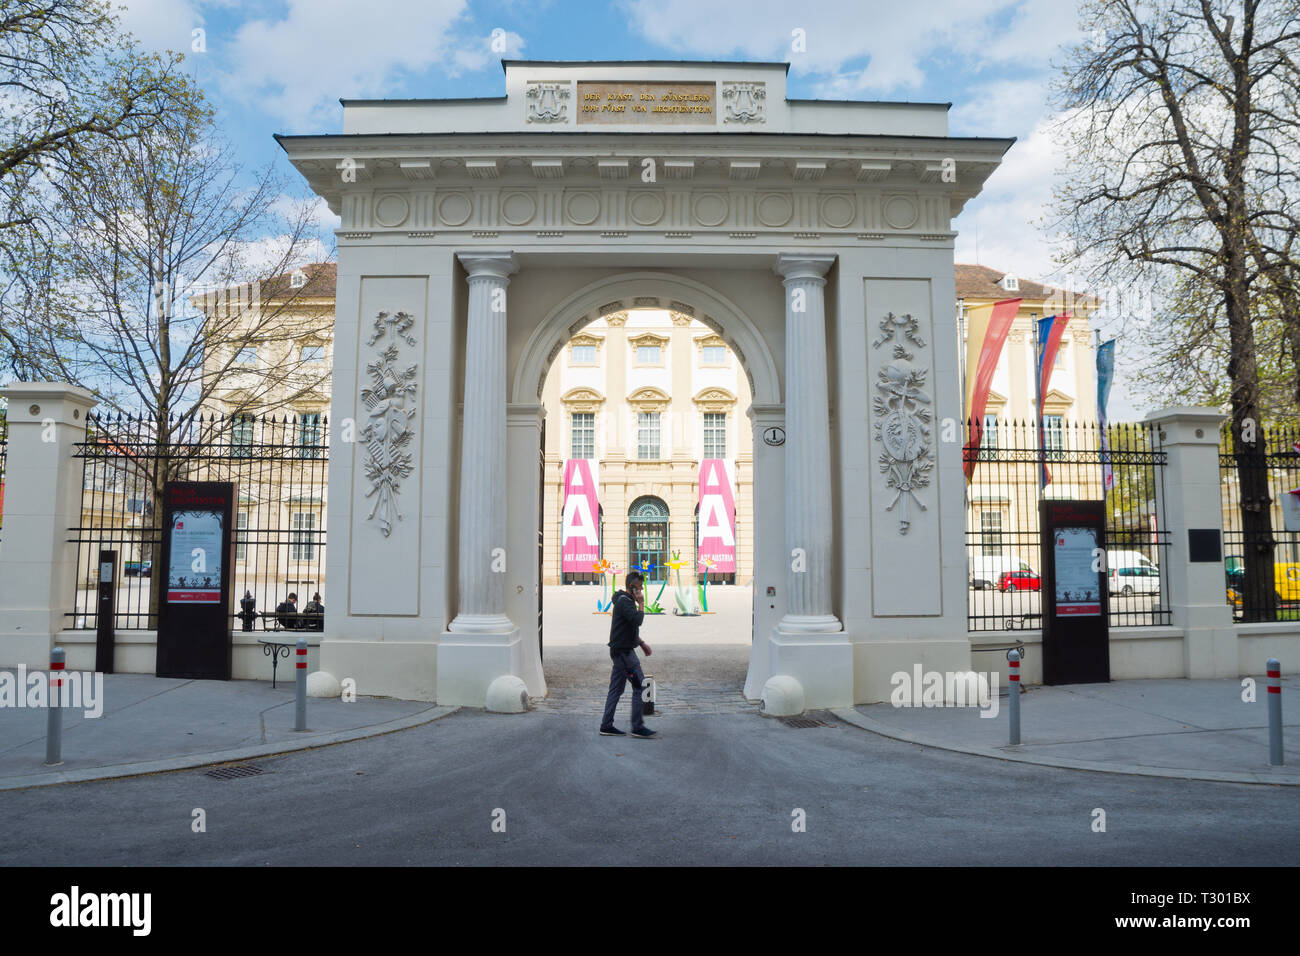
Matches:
[697,459,736,573]
[561,459,601,572]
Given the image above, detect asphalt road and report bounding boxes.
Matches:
[1,709,1296,866]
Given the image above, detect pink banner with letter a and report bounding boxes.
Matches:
[561,459,601,572]
[697,459,736,573]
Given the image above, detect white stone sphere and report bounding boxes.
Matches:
[486,674,531,713]
[306,671,342,698]
[760,675,806,716]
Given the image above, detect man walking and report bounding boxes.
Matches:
[599,569,657,738]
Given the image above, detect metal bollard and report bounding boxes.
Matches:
[295,637,308,731]
[45,647,65,766]
[1008,649,1021,745]
[1267,658,1283,766]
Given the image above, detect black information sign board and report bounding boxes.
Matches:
[1040,499,1110,685]
[156,481,236,680]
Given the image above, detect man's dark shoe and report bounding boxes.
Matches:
[630,727,658,739]
[599,726,626,736]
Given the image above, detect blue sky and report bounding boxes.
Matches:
[115,0,1142,416]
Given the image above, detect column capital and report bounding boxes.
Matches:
[506,403,546,426]
[0,382,96,424]
[1142,406,1226,446]
[747,403,785,425]
[458,251,518,281]
[774,253,836,283]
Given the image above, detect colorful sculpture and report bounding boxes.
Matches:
[667,550,699,616]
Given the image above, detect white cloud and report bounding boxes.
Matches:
[117,0,205,55]
[217,0,483,130]
[620,0,1029,94]
[954,119,1064,282]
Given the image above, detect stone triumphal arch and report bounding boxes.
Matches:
[279,60,1011,711]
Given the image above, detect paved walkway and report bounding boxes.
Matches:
[534,644,756,717]
[3,635,1297,788]
[0,670,451,790]
[839,677,1300,785]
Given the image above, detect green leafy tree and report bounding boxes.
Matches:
[1053,0,1300,620]
[0,0,203,380]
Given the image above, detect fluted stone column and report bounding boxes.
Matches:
[775,253,842,633]
[449,252,517,633]
[759,253,851,715]
[439,253,526,710]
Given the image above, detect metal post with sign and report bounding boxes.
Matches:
[1040,499,1110,685]
[155,481,237,680]
[95,548,116,674]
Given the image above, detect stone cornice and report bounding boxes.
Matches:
[559,386,605,412]
[627,330,671,348]
[627,386,671,411]
[693,386,739,411]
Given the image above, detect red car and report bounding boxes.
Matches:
[998,569,1040,592]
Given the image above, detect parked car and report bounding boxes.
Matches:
[1106,551,1160,596]
[998,569,1040,592]
[970,554,1034,590]
[1229,561,1300,605]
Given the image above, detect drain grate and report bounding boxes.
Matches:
[205,764,266,780]
[780,716,833,729]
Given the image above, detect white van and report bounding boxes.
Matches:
[969,554,1035,590]
[1107,550,1160,596]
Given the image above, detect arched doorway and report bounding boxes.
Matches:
[628,496,669,582]
[511,274,782,705]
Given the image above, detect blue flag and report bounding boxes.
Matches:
[1097,339,1116,490]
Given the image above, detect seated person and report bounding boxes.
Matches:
[275,592,300,630]
[302,592,325,631]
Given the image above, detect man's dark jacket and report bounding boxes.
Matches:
[607,590,644,651]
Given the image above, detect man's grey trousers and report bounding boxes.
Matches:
[601,648,646,731]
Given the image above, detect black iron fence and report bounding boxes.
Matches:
[1220,424,1300,622]
[965,418,1170,631]
[67,412,328,631]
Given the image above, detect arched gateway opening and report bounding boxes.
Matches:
[508,272,783,707]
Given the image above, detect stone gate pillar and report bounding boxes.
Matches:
[439,252,524,708]
[762,254,853,713]
[0,384,97,668]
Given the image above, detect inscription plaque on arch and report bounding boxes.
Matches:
[577,81,715,125]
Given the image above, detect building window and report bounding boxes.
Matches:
[297,413,322,458]
[1043,415,1065,460]
[977,414,999,461]
[570,344,597,364]
[637,412,660,460]
[290,269,307,289]
[231,415,254,458]
[980,511,1003,556]
[235,347,258,365]
[1001,274,1019,292]
[290,512,317,561]
[701,346,727,365]
[571,412,595,459]
[236,510,249,561]
[636,345,661,364]
[300,345,325,364]
[703,412,727,459]
[983,414,999,449]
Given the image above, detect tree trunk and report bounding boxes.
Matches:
[1226,272,1276,622]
